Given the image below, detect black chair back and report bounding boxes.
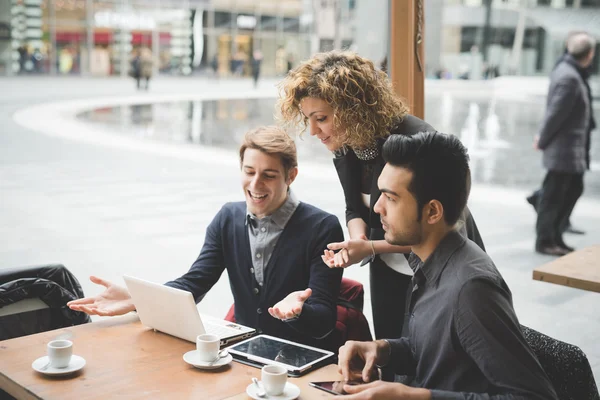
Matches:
[521,325,599,400]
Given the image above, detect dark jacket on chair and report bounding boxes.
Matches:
[0,264,91,340]
[165,202,343,349]
[538,55,592,173]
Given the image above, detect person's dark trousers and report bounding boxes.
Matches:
[370,257,411,340]
[536,171,584,248]
[528,188,578,233]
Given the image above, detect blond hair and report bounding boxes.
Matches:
[277,50,410,150]
[239,126,298,177]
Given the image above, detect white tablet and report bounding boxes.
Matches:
[227,334,335,376]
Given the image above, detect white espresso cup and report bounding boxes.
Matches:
[47,339,73,368]
[261,364,287,396]
[196,334,220,362]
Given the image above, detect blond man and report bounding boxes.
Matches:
[69,126,343,348]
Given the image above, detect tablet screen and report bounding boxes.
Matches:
[229,335,331,369]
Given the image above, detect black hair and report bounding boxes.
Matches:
[382,131,471,225]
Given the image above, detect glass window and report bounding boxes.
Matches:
[259,15,277,32]
[460,27,479,53]
[283,17,299,33]
[215,11,232,29]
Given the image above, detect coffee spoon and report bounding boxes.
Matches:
[252,377,266,398]
[206,349,229,365]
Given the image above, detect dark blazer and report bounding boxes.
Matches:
[538,55,591,173]
[165,201,344,348]
[333,115,485,251]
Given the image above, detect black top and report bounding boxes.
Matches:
[387,231,558,400]
[333,114,485,250]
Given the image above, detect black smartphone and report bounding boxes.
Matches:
[309,380,362,395]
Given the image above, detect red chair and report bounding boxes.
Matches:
[225,278,372,349]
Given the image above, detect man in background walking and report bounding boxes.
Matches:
[534,32,596,256]
[527,31,596,235]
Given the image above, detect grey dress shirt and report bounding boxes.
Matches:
[246,191,299,286]
[389,230,557,400]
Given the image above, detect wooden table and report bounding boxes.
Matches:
[0,314,341,399]
[533,244,600,293]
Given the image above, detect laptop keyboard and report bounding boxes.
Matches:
[205,323,239,338]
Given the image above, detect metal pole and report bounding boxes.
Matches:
[152,0,159,77]
[86,0,93,76]
[481,0,492,62]
[333,0,342,49]
[509,0,527,75]
[119,0,129,78]
[49,0,56,75]
[310,0,319,54]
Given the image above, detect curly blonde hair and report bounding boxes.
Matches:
[277,50,409,150]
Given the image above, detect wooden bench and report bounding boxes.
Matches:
[533,245,600,293]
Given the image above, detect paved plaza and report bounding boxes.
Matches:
[1,75,599,382]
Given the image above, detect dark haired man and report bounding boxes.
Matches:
[337,132,557,399]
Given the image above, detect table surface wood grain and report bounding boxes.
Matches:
[532,244,600,293]
[0,314,341,399]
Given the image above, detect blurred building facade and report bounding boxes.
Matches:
[4,0,597,79]
[439,0,600,79]
[351,0,599,80]
[1,0,345,77]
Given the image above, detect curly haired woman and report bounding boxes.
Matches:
[278,50,485,340]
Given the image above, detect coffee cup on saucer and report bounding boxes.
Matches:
[196,334,220,363]
[47,339,73,369]
[261,364,287,396]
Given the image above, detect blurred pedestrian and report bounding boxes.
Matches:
[211,54,219,78]
[379,55,387,74]
[232,49,245,77]
[18,45,28,74]
[59,48,73,74]
[526,31,593,235]
[139,47,153,90]
[251,50,263,88]
[31,48,43,73]
[533,32,596,256]
[130,49,141,87]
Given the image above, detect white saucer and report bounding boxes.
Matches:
[183,350,233,369]
[32,355,86,376]
[246,382,300,400]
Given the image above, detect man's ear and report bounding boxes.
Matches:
[287,167,298,186]
[425,200,444,225]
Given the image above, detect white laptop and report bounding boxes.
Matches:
[123,275,256,345]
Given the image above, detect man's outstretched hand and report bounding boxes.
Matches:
[268,288,312,320]
[67,276,135,317]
